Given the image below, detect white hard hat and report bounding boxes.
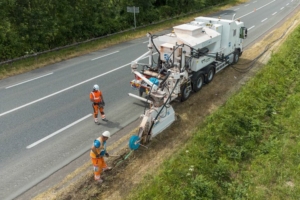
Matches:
[102,131,111,138]
[93,84,99,91]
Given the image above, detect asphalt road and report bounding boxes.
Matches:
[0,0,299,199]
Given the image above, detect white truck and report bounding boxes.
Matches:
[128,16,247,149]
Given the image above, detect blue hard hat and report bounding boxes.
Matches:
[94,140,100,148]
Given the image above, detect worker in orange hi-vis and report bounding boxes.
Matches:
[90,131,112,184]
[90,84,107,124]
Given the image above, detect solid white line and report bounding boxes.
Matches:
[5,73,53,89]
[272,12,277,15]
[237,0,276,19]
[248,26,255,30]
[261,18,268,22]
[91,51,119,61]
[0,63,130,117]
[26,114,92,148]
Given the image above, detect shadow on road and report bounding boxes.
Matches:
[101,120,122,129]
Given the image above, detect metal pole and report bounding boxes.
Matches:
[134,6,136,29]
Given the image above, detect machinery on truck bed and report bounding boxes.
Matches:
[128,16,247,150]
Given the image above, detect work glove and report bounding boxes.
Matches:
[96,154,101,158]
[102,101,105,106]
[105,152,109,157]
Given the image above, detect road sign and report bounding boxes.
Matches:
[127,6,139,13]
[127,6,139,29]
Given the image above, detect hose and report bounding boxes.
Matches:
[231,19,296,73]
[159,70,171,90]
[114,150,134,167]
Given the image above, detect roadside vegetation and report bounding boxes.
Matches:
[0,0,242,61]
[0,0,247,80]
[127,25,300,199]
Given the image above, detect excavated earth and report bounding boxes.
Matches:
[29,10,300,200]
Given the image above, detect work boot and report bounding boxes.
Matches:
[103,167,112,172]
[101,114,107,121]
[97,178,103,184]
[94,118,98,123]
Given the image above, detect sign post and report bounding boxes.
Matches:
[127,6,139,29]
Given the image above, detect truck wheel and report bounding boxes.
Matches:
[192,73,204,92]
[232,50,240,64]
[180,83,191,102]
[205,67,215,84]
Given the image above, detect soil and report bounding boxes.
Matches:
[31,10,300,200]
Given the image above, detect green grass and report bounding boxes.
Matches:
[126,25,300,199]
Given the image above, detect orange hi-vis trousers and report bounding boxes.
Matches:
[92,103,105,119]
[91,157,108,180]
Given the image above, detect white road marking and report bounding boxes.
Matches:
[234,8,240,11]
[261,18,268,22]
[248,26,255,30]
[237,0,276,19]
[0,63,130,117]
[286,3,289,6]
[143,41,148,43]
[5,73,53,89]
[272,12,277,15]
[26,114,92,148]
[91,51,119,61]
[244,4,249,7]
[253,1,257,3]
[281,7,284,10]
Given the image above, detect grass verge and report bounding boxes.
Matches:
[127,24,300,199]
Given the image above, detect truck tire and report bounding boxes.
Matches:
[232,50,240,64]
[205,66,215,84]
[192,72,204,92]
[180,83,191,102]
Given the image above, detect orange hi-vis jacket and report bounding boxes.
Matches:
[90,90,102,103]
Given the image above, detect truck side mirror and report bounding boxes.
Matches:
[240,27,248,39]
